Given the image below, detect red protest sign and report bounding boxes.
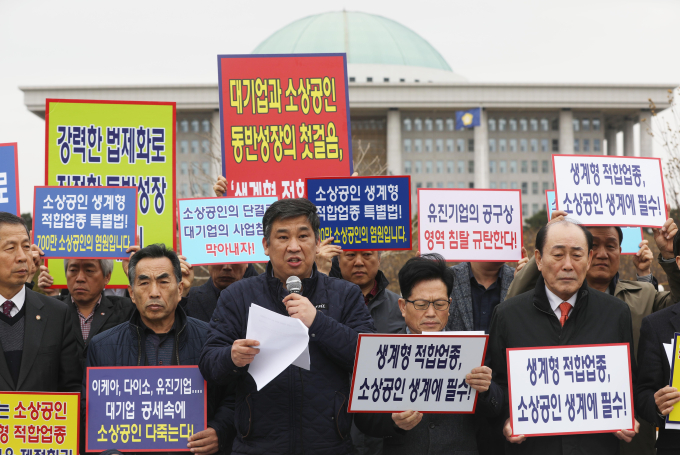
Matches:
[218,54,353,199]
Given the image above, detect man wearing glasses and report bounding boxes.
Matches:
[354,254,502,454]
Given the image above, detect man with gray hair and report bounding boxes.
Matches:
[37,259,134,370]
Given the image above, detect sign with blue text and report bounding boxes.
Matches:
[178,196,276,266]
[507,344,634,437]
[33,186,137,260]
[0,143,20,215]
[348,334,488,413]
[306,175,411,251]
[86,366,206,452]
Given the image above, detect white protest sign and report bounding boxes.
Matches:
[418,189,523,262]
[553,155,667,228]
[348,333,488,413]
[508,344,634,437]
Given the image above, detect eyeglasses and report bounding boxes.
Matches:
[405,299,451,311]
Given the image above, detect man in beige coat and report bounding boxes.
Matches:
[506,210,680,455]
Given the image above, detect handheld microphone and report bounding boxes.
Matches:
[286,276,302,295]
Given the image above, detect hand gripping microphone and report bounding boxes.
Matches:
[286,276,302,295]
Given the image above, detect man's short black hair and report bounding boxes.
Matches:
[127,244,182,287]
[262,198,320,244]
[0,212,29,238]
[535,219,593,255]
[398,253,454,300]
[584,226,623,246]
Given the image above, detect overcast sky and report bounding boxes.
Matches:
[2,0,679,213]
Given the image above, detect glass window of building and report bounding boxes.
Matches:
[530,118,538,131]
[542,181,550,192]
[500,182,508,189]
[415,161,422,173]
[468,139,474,152]
[530,139,538,152]
[202,184,210,196]
[192,162,200,175]
[499,160,507,173]
[416,182,423,189]
[414,139,422,153]
[446,118,455,131]
[583,139,590,152]
[509,118,517,131]
[180,184,188,198]
[582,119,590,131]
[180,120,188,133]
[457,139,465,152]
[180,141,188,154]
[521,182,528,194]
[541,139,548,152]
[574,139,580,152]
[592,118,601,131]
[532,182,538,195]
[552,139,559,152]
[458,161,465,173]
[404,161,412,173]
[519,118,527,131]
[425,118,433,131]
[511,182,518,189]
[489,139,496,153]
[509,139,517,153]
[468,161,475,173]
[202,140,210,154]
[192,183,202,196]
[202,162,210,175]
[459,182,467,188]
[510,160,517,173]
[436,139,443,153]
[552,118,559,131]
[425,161,432,173]
[521,160,528,173]
[414,118,422,131]
[403,139,412,152]
[541,119,549,131]
[448,182,456,188]
[532,203,539,214]
[191,120,199,133]
[488,118,496,131]
[180,162,188,175]
[446,139,454,152]
[522,203,528,215]
[594,139,601,152]
[425,139,433,153]
[489,182,497,189]
[437,182,444,188]
[542,160,549,173]
[202,120,210,133]
[498,118,506,131]
[498,139,506,152]
[573,119,580,132]
[447,161,454,173]
[436,161,443,173]
[531,160,538,173]
[403,118,412,131]
[520,139,527,152]
[489,160,496,174]
[426,182,433,188]
[435,118,444,131]
[191,140,199,154]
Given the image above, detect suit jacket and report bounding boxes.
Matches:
[0,286,81,392]
[446,262,515,332]
[635,304,680,451]
[57,293,135,371]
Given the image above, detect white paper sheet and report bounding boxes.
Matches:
[245,304,310,391]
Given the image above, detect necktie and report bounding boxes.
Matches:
[2,300,14,317]
[559,302,572,327]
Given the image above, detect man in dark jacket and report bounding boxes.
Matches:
[86,244,234,454]
[354,254,502,455]
[635,233,680,454]
[37,259,134,371]
[199,198,376,455]
[492,219,639,454]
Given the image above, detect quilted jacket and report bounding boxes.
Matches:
[199,262,376,455]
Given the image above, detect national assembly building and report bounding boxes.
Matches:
[20,11,675,219]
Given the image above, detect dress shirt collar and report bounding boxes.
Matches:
[545,285,577,313]
[0,285,26,312]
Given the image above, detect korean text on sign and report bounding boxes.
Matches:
[218,54,353,200]
[418,189,523,262]
[178,196,276,266]
[86,366,206,452]
[33,186,137,260]
[0,143,20,215]
[0,391,80,455]
[553,155,667,228]
[45,99,175,288]
[348,334,488,413]
[507,344,634,437]
[306,176,411,251]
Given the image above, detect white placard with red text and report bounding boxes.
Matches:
[418,189,522,262]
[553,155,667,228]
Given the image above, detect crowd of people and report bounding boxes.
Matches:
[2,176,680,455]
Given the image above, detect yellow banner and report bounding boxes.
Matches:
[0,392,80,453]
[668,333,680,423]
[44,100,176,288]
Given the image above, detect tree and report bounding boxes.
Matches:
[524,210,548,230]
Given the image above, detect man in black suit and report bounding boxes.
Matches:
[635,233,680,454]
[36,259,135,370]
[0,212,80,392]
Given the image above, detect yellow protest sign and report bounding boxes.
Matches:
[667,332,680,423]
[0,392,80,453]
[44,99,176,288]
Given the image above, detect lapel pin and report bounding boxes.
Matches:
[36,315,41,320]
[101,312,105,316]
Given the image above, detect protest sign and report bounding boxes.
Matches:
[666,332,680,424]
[348,334,488,413]
[218,54,353,199]
[553,155,667,228]
[507,344,634,437]
[306,175,411,250]
[86,366,206,452]
[418,189,522,261]
[0,142,20,215]
[45,99,175,287]
[178,196,276,265]
[0,391,80,454]
[546,190,642,255]
[33,186,137,260]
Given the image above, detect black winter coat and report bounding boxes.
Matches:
[488,275,636,455]
[199,262,376,455]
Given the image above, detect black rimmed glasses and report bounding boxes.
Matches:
[405,298,451,311]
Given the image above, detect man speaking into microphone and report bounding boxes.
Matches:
[200,198,375,455]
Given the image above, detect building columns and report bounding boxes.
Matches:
[473,109,489,189]
[559,109,574,154]
[639,110,653,157]
[386,108,402,176]
[606,129,618,156]
[623,118,635,156]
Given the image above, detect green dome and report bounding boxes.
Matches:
[252,11,453,72]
